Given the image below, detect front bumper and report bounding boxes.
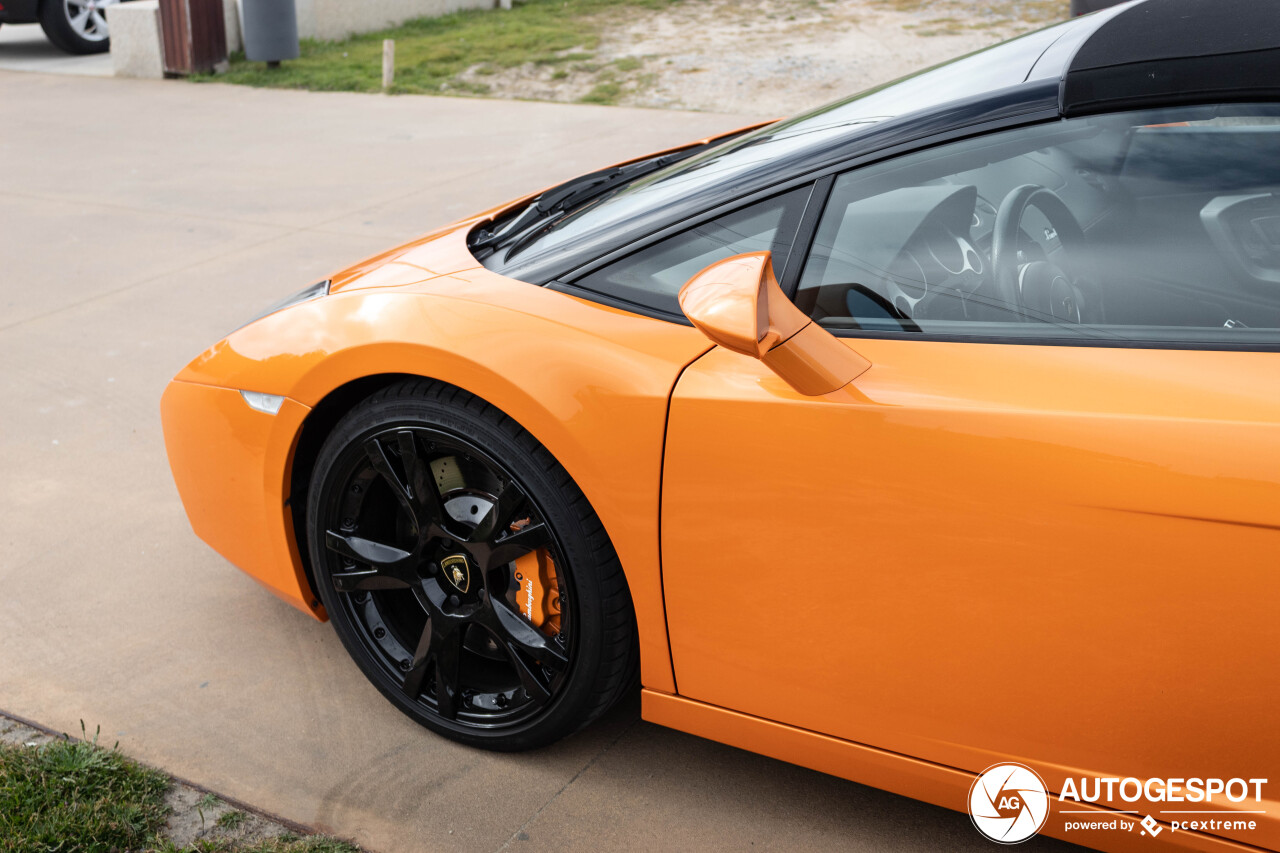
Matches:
[161,379,322,618]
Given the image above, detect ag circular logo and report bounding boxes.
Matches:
[969,763,1050,844]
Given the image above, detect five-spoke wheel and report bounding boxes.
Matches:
[40,0,120,55]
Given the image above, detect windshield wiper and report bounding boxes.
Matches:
[469,149,696,257]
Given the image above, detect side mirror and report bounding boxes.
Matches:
[677,251,870,395]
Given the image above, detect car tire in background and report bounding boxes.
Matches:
[306,379,639,750]
[39,0,118,55]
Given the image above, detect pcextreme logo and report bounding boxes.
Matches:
[967,765,1270,845]
[969,764,1050,844]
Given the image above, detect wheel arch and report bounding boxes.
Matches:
[286,372,416,619]
[284,370,643,656]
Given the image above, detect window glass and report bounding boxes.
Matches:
[575,187,809,315]
[797,105,1280,345]
[488,18,1088,276]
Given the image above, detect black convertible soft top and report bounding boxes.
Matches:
[1063,0,1280,115]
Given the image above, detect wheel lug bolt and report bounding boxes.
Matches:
[356,593,369,604]
[350,484,362,494]
[399,659,411,671]
[342,517,355,529]
[447,595,460,608]
[374,627,386,639]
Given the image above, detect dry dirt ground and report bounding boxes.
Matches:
[459,0,1069,114]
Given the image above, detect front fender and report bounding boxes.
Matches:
[171,270,711,694]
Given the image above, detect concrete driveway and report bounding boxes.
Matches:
[0,72,1086,853]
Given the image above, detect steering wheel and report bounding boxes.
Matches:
[990,184,1092,324]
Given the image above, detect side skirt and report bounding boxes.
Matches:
[640,690,1260,853]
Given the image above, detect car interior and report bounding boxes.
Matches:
[795,105,1280,344]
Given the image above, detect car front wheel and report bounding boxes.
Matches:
[306,379,638,750]
[40,0,119,55]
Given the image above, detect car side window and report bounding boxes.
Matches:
[575,187,810,316]
[796,105,1280,346]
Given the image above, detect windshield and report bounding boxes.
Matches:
[483,16,1084,277]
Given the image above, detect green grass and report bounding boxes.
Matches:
[202,0,680,97]
[580,70,624,104]
[0,726,169,853]
[196,792,221,826]
[0,725,360,853]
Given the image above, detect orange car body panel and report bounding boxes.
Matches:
[661,340,1280,850]
[163,220,712,694]
[159,123,1280,853]
[161,381,314,613]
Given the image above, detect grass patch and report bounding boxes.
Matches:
[199,0,1070,101]
[196,791,222,826]
[0,725,169,852]
[203,0,680,97]
[580,80,624,104]
[534,51,594,65]
[0,724,360,853]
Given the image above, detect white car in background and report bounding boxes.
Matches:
[0,0,126,54]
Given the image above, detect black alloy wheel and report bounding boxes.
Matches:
[307,379,637,750]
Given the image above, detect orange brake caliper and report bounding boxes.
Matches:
[512,549,561,635]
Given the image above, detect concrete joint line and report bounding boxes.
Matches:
[494,719,638,853]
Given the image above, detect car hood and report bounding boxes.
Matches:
[326,218,487,294]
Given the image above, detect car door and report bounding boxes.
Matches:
[661,104,1280,847]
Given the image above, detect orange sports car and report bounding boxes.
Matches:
[163,1,1280,850]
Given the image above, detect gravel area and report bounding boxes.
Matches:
[459,0,1069,113]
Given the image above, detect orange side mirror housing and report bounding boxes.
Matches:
[677,251,871,395]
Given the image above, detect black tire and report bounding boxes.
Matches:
[306,378,638,751]
[39,0,113,55]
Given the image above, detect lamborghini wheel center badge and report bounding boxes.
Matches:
[441,554,471,594]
